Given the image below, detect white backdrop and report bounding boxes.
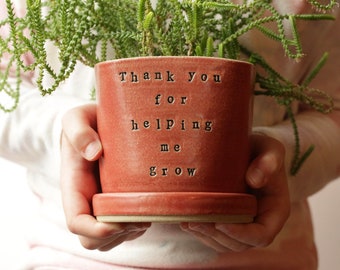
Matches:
[0,157,339,269]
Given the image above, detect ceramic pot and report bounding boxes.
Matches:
[93,56,257,223]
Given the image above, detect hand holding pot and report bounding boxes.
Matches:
[60,104,151,251]
[180,133,290,252]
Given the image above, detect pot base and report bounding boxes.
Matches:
[96,215,253,223]
[93,192,257,223]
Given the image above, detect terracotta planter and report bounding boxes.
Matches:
[93,56,257,223]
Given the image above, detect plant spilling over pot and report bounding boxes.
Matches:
[0,0,337,176]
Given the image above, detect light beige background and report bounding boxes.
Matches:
[0,157,339,269]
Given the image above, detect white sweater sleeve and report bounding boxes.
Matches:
[0,0,87,176]
[0,65,95,180]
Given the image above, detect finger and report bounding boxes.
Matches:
[215,196,289,247]
[66,213,125,240]
[215,221,278,248]
[60,133,105,239]
[79,229,146,251]
[183,223,252,252]
[62,104,102,161]
[62,174,151,240]
[181,223,232,253]
[97,230,148,252]
[78,229,126,250]
[75,220,150,250]
[216,167,290,248]
[246,134,285,188]
[212,134,289,248]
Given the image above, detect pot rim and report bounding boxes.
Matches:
[94,55,254,68]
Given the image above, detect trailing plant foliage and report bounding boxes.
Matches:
[0,0,337,174]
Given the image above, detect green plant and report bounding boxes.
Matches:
[0,0,337,174]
